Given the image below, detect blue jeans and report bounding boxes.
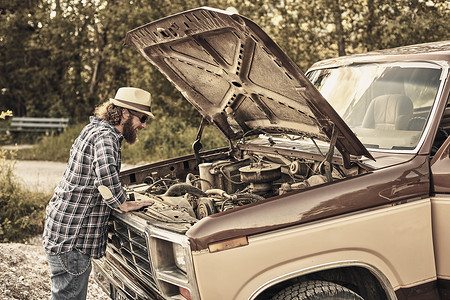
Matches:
[47,250,92,300]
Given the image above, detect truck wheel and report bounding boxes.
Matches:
[271,280,364,300]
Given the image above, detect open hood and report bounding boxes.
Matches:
[125,7,373,163]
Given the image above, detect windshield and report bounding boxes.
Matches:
[307,62,443,151]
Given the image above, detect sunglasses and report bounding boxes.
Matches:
[128,109,149,124]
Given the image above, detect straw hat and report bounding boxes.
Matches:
[110,87,155,118]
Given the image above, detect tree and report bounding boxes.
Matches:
[1,0,448,124]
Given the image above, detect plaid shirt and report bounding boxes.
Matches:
[43,116,127,259]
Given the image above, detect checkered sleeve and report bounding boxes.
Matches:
[93,133,127,208]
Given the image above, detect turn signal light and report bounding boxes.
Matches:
[208,236,248,253]
[179,287,192,300]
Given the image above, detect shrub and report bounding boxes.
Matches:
[12,123,85,161]
[15,117,228,164]
[121,115,227,164]
[0,150,50,242]
[0,110,13,145]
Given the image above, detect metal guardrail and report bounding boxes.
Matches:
[6,117,69,133]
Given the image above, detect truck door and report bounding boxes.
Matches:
[430,116,450,299]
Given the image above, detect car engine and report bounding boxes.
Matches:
[124,149,363,223]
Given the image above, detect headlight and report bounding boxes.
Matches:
[173,243,187,273]
[148,228,200,299]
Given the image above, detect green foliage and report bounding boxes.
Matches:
[1,0,448,125]
[0,131,12,145]
[0,110,13,145]
[14,120,227,164]
[13,123,85,161]
[0,110,12,119]
[0,150,50,242]
[122,116,228,164]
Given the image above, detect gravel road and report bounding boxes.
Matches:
[13,160,67,193]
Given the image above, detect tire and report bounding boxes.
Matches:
[271,280,364,300]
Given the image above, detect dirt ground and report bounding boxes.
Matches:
[0,237,110,300]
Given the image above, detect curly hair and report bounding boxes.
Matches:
[94,101,124,125]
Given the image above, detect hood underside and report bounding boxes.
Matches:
[125,7,373,162]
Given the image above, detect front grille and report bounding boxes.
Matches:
[108,218,159,291]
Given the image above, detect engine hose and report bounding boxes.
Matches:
[219,192,265,211]
[164,183,207,197]
[235,193,265,202]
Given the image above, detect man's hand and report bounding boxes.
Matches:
[98,185,154,212]
[118,200,154,212]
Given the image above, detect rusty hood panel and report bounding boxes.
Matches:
[125,7,373,161]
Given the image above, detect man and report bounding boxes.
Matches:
[42,87,155,299]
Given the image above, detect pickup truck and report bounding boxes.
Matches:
[92,7,450,300]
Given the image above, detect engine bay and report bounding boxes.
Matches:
[123,141,366,224]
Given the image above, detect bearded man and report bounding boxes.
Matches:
[42,87,155,299]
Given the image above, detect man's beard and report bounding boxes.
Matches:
[122,117,137,144]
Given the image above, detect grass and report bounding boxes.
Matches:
[121,115,228,164]
[6,124,85,161]
[0,150,51,242]
[6,116,228,164]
